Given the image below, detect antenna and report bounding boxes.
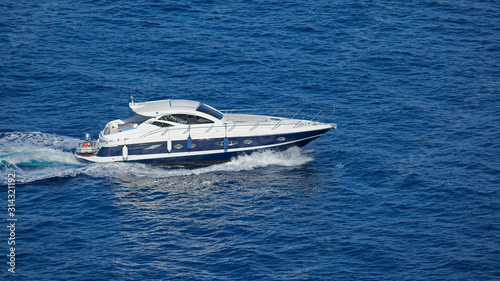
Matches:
[130,86,134,105]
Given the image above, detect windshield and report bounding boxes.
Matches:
[197,103,223,120]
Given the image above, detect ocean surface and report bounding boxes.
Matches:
[1,0,500,280]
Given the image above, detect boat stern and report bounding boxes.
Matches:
[76,133,100,158]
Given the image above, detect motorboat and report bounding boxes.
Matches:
[75,98,336,164]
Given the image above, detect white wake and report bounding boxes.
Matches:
[1,132,315,184]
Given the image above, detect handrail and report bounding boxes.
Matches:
[220,106,335,124]
[137,120,328,139]
[272,120,282,130]
[291,108,302,119]
[133,106,335,139]
[78,141,99,147]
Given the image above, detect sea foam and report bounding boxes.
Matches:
[1,132,314,183]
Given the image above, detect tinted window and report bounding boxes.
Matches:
[152,121,173,127]
[160,114,213,125]
[194,116,213,124]
[159,114,187,124]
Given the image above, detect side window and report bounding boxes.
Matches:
[195,116,213,124]
[159,114,213,125]
[159,115,188,124]
[151,121,173,128]
[159,115,171,122]
[187,115,196,124]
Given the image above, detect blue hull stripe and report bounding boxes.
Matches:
[133,135,322,164]
[94,128,330,163]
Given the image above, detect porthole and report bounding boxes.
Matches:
[174,144,183,149]
[277,137,286,141]
[244,139,253,145]
[216,141,239,146]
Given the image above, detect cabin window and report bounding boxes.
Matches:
[151,121,173,128]
[159,114,214,125]
[160,114,186,124]
[194,116,213,124]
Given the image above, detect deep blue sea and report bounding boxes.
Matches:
[1,0,500,280]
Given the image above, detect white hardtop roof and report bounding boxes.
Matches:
[129,99,201,117]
